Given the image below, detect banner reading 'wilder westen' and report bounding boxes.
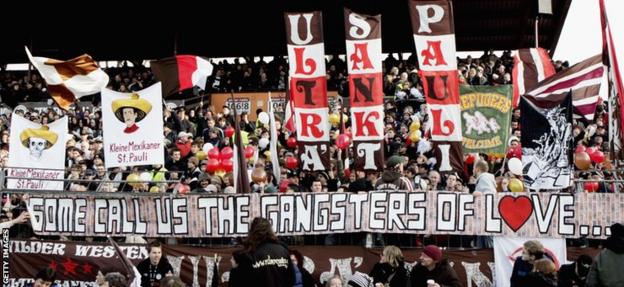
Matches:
[25,192,621,239]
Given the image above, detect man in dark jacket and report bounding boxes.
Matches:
[238,217,295,287]
[375,155,413,191]
[587,223,624,287]
[410,245,461,287]
[510,240,545,287]
[136,241,174,287]
[559,254,592,287]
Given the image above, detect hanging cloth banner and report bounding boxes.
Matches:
[284,11,330,171]
[6,114,67,191]
[343,8,385,171]
[460,85,512,156]
[408,0,464,174]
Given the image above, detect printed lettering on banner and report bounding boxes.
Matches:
[295,108,329,141]
[413,35,458,71]
[345,39,383,74]
[428,104,462,141]
[287,44,327,78]
[351,106,384,141]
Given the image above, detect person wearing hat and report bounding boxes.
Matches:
[20,125,58,161]
[347,271,374,287]
[558,254,593,287]
[111,93,152,134]
[375,155,414,192]
[409,245,461,287]
[587,223,624,287]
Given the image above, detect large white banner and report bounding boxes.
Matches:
[493,237,567,287]
[7,114,67,190]
[102,83,164,168]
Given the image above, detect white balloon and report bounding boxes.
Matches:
[417,139,432,154]
[508,157,523,175]
[202,143,214,153]
[258,138,269,149]
[258,112,270,125]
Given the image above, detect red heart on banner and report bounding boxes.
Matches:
[498,195,533,232]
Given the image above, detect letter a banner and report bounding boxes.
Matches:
[460,85,512,155]
[408,0,464,175]
[7,114,67,190]
[285,11,330,171]
[344,8,384,171]
[102,82,164,168]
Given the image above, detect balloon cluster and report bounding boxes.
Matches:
[205,147,234,173]
[574,145,605,170]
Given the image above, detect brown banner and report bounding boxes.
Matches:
[24,192,624,239]
[6,240,600,287]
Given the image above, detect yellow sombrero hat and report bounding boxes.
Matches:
[111,93,153,123]
[19,125,58,149]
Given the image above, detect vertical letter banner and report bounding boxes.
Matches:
[285,11,330,171]
[344,8,385,171]
[493,237,567,287]
[521,92,573,190]
[102,82,164,168]
[460,85,512,155]
[408,0,464,174]
[7,114,67,190]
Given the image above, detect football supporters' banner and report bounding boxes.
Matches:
[150,55,213,97]
[521,92,573,190]
[25,191,622,238]
[101,83,164,168]
[6,114,67,190]
[343,8,384,171]
[460,85,512,155]
[493,237,567,287]
[408,0,464,174]
[512,48,556,108]
[25,47,109,110]
[284,11,330,171]
[601,0,624,158]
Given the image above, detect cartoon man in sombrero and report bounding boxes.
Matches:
[111,93,152,134]
[19,126,58,161]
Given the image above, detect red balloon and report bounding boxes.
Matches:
[220,159,233,172]
[590,150,605,164]
[285,156,298,169]
[207,148,220,160]
[225,126,235,138]
[584,182,599,192]
[336,134,351,150]
[344,130,352,139]
[206,158,220,173]
[465,154,476,165]
[279,179,290,193]
[586,147,598,157]
[244,146,255,159]
[287,137,298,149]
[575,145,586,154]
[220,147,233,160]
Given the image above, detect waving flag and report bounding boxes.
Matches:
[512,48,556,107]
[151,55,213,97]
[25,47,109,110]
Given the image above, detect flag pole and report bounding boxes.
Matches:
[230,91,250,193]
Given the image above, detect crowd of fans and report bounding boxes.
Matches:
[0,51,616,246]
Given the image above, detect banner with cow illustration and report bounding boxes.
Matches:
[101,82,165,168]
[6,114,67,191]
[344,8,384,171]
[284,11,330,171]
[25,191,622,239]
[460,85,512,155]
[408,0,464,174]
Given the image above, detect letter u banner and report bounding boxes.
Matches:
[284,11,330,171]
[408,0,464,174]
[344,8,384,171]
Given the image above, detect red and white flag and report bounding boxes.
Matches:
[525,55,604,120]
[25,47,109,110]
[512,48,556,108]
[150,55,213,97]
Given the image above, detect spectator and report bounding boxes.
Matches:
[511,240,546,287]
[559,254,592,287]
[369,245,408,287]
[26,267,57,287]
[474,160,496,194]
[290,249,316,287]
[375,155,413,191]
[326,275,344,287]
[409,245,461,287]
[527,259,558,287]
[347,272,374,287]
[136,241,174,287]
[587,223,624,287]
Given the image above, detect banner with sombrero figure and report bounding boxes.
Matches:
[102,82,164,168]
[7,114,67,190]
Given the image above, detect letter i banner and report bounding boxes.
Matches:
[344,8,385,171]
[284,11,330,171]
[408,0,464,174]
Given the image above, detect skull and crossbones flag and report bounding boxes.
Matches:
[7,113,68,191]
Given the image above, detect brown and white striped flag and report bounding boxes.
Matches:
[512,48,556,108]
[25,47,109,110]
